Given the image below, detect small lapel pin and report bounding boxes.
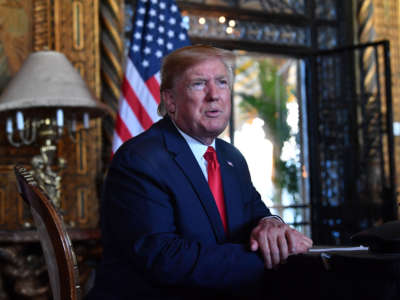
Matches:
[227,161,234,167]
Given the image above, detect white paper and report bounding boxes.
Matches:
[308,245,369,253]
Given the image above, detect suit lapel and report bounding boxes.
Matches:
[161,118,226,242]
[216,141,244,237]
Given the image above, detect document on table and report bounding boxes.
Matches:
[308,245,369,253]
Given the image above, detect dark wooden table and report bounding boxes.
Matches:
[271,249,400,300]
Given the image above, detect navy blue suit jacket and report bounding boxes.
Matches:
[89,116,271,299]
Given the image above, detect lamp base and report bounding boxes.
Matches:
[30,124,66,208]
[31,155,65,208]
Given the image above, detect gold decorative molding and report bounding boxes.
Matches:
[357,0,377,93]
[75,62,85,78]
[76,130,88,174]
[77,187,90,224]
[33,0,52,51]
[0,188,4,225]
[100,0,125,150]
[72,1,85,50]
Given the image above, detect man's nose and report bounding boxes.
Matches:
[206,82,220,101]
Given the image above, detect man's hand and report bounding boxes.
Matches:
[250,217,313,269]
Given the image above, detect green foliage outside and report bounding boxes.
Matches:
[238,60,299,203]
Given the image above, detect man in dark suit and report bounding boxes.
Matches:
[89,45,313,300]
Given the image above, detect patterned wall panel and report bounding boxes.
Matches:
[0,0,36,232]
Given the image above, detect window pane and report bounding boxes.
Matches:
[227,52,310,234]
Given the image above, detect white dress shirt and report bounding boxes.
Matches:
[175,126,214,180]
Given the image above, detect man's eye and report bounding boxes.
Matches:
[216,79,228,88]
[190,81,206,90]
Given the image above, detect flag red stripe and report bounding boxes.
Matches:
[146,76,161,104]
[115,113,132,142]
[122,76,153,130]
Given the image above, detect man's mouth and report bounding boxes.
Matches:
[205,109,221,117]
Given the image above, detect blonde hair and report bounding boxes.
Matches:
[158,45,235,116]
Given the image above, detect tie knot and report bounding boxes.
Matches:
[203,146,217,163]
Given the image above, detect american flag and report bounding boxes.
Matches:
[112,0,190,153]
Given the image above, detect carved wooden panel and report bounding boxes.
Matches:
[53,0,100,98]
[0,1,33,90]
[0,165,31,230]
[0,0,102,234]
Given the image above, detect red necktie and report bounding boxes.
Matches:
[203,146,227,232]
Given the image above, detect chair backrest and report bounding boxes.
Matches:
[14,165,80,300]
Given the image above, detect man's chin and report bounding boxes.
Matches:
[204,128,226,139]
[205,120,229,132]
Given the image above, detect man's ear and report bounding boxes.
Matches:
[162,90,176,114]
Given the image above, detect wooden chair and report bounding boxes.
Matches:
[14,165,81,300]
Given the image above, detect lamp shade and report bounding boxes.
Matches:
[0,51,109,119]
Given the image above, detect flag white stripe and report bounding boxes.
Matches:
[126,59,160,122]
[119,97,144,136]
[112,133,123,154]
[155,72,161,84]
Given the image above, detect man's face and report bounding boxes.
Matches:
[163,58,231,145]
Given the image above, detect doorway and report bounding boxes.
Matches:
[222,51,311,235]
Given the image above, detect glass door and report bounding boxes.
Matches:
[220,51,310,235]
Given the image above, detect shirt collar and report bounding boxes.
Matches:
[174,123,216,160]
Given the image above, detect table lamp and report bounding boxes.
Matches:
[0,51,109,208]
